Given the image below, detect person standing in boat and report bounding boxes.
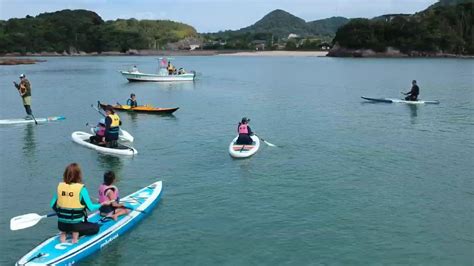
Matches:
[126,93,138,107]
[403,80,420,101]
[131,65,138,73]
[13,74,34,119]
[236,117,254,145]
[50,163,110,244]
[104,105,121,148]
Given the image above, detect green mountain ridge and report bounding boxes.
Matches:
[0,9,197,54]
[229,9,349,38]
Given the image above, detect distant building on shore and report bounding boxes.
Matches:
[288,33,300,39]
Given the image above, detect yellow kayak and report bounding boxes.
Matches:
[99,102,179,114]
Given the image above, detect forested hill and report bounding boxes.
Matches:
[330,1,473,56]
[0,9,198,54]
[429,0,474,8]
[209,9,349,38]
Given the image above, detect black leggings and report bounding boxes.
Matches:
[405,95,418,101]
[58,221,100,236]
[24,105,33,115]
[236,134,253,145]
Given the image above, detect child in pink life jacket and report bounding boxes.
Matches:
[98,171,129,220]
[89,118,106,145]
[236,117,254,145]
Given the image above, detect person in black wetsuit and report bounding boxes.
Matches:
[403,80,420,101]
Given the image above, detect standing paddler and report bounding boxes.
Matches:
[13,73,34,119]
[104,105,121,148]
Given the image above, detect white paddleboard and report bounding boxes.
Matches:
[71,131,137,156]
[228,135,260,158]
[0,116,65,125]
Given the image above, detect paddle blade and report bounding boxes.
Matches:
[119,129,134,142]
[10,213,43,231]
[263,140,277,147]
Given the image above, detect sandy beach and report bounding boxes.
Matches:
[219,51,328,57]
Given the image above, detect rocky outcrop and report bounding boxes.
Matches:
[327,44,473,58]
[0,58,47,65]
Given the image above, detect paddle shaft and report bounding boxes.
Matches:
[254,134,277,147]
[91,104,106,117]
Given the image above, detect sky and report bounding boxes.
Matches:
[0,0,438,32]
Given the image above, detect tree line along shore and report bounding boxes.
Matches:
[0,1,472,59]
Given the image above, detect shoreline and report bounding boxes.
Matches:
[1,49,471,59]
[0,50,329,57]
[217,51,328,57]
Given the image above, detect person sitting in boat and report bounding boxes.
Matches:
[131,65,138,73]
[98,171,129,221]
[178,68,186,75]
[89,118,106,145]
[126,93,138,107]
[104,105,121,148]
[236,117,254,145]
[403,80,420,101]
[51,163,110,244]
[167,61,175,75]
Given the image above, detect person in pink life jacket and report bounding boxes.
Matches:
[98,171,129,221]
[236,117,254,145]
[89,118,106,145]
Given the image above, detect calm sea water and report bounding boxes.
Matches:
[0,56,473,265]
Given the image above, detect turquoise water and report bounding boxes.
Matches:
[0,56,473,265]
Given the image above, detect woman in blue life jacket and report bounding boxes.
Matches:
[104,105,121,148]
[236,117,254,145]
[50,163,110,244]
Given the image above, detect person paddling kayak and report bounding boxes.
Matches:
[403,80,420,101]
[236,117,254,145]
[126,93,138,107]
[104,105,121,148]
[50,163,109,244]
[13,74,34,119]
[98,171,129,221]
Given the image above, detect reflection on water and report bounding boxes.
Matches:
[126,112,139,125]
[157,82,195,91]
[97,155,123,175]
[407,104,418,124]
[22,124,36,158]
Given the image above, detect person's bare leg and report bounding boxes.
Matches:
[71,232,79,244]
[112,208,130,221]
[60,232,67,243]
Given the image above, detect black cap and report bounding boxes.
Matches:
[241,117,250,123]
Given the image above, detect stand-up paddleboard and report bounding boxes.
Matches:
[229,135,260,158]
[0,116,65,125]
[89,128,134,143]
[16,181,162,266]
[361,96,440,104]
[72,131,137,156]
